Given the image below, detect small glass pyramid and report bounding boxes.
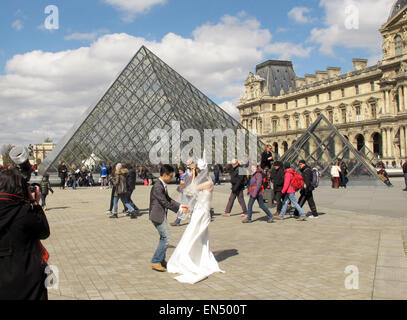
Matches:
[40,46,263,173]
[281,114,385,186]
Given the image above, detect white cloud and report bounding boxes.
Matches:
[308,0,394,55]
[265,42,313,60]
[12,20,23,31]
[219,100,239,120]
[103,0,166,21]
[0,14,311,145]
[288,7,315,24]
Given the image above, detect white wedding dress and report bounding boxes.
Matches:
[167,189,224,284]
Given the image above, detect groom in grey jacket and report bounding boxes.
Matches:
[150,165,189,272]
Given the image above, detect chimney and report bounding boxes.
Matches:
[315,71,329,82]
[295,77,306,88]
[326,67,341,79]
[352,58,368,71]
[305,74,317,85]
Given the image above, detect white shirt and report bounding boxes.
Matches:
[159,178,168,193]
[331,165,341,178]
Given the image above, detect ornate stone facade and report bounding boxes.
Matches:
[33,140,56,165]
[238,1,407,165]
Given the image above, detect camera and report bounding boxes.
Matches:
[9,145,33,182]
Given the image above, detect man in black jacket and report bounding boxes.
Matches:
[261,145,273,170]
[403,156,407,191]
[294,160,318,218]
[270,161,285,215]
[213,162,223,185]
[57,161,68,190]
[124,163,138,218]
[223,159,247,217]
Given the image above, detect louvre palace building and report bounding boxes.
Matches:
[238,0,407,165]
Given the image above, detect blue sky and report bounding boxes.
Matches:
[0,0,395,144]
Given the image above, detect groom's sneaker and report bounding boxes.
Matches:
[161,260,167,268]
[151,263,167,272]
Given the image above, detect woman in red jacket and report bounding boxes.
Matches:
[242,164,274,224]
[274,162,306,221]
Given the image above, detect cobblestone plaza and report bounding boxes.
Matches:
[43,180,407,300]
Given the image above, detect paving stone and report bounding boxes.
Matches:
[41,184,407,300]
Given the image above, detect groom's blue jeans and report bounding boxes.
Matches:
[151,218,170,264]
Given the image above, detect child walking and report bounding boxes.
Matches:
[40,173,54,211]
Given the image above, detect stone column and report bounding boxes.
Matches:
[399,87,405,112]
[384,90,389,114]
[401,126,407,158]
[382,128,388,158]
[387,128,393,159]
[404,87,407,112]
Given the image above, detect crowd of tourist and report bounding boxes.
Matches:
[222,145,321,223]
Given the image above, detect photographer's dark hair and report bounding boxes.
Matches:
[0,168,29,198]
[160,164,175,176]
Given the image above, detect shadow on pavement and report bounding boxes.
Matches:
[214,249,239,262]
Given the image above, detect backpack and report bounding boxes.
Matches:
[290,171,304,191]
[311,168,320,189]
[248,172,265,195]
[262,171,270,189]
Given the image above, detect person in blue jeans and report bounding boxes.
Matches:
[402,157,407,191]
[242,164,274,224]
[70,164,78,190]
[149,165,189,272]
[109,164,138,219]
[275,162,307,221]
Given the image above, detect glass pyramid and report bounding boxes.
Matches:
[280,114,385,186]
[40,46,263,173]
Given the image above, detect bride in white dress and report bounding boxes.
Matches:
[167,158,224,284]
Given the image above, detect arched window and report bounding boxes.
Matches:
[395,35,403,56]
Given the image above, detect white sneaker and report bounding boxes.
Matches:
[309,215,319,219]
[105,210,112,214]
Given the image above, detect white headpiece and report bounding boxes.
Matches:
[197,158,207,170]
[197,149,208,170]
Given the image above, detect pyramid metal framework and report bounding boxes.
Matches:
[280,114,384,186]
[40,46,264,173]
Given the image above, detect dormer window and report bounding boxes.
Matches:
[395,35,403,56]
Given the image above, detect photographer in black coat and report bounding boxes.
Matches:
[0,168,50,300]
[293,160,318,218]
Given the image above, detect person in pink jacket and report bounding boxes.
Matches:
[274,162,306,221]
[242,164,274,224]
